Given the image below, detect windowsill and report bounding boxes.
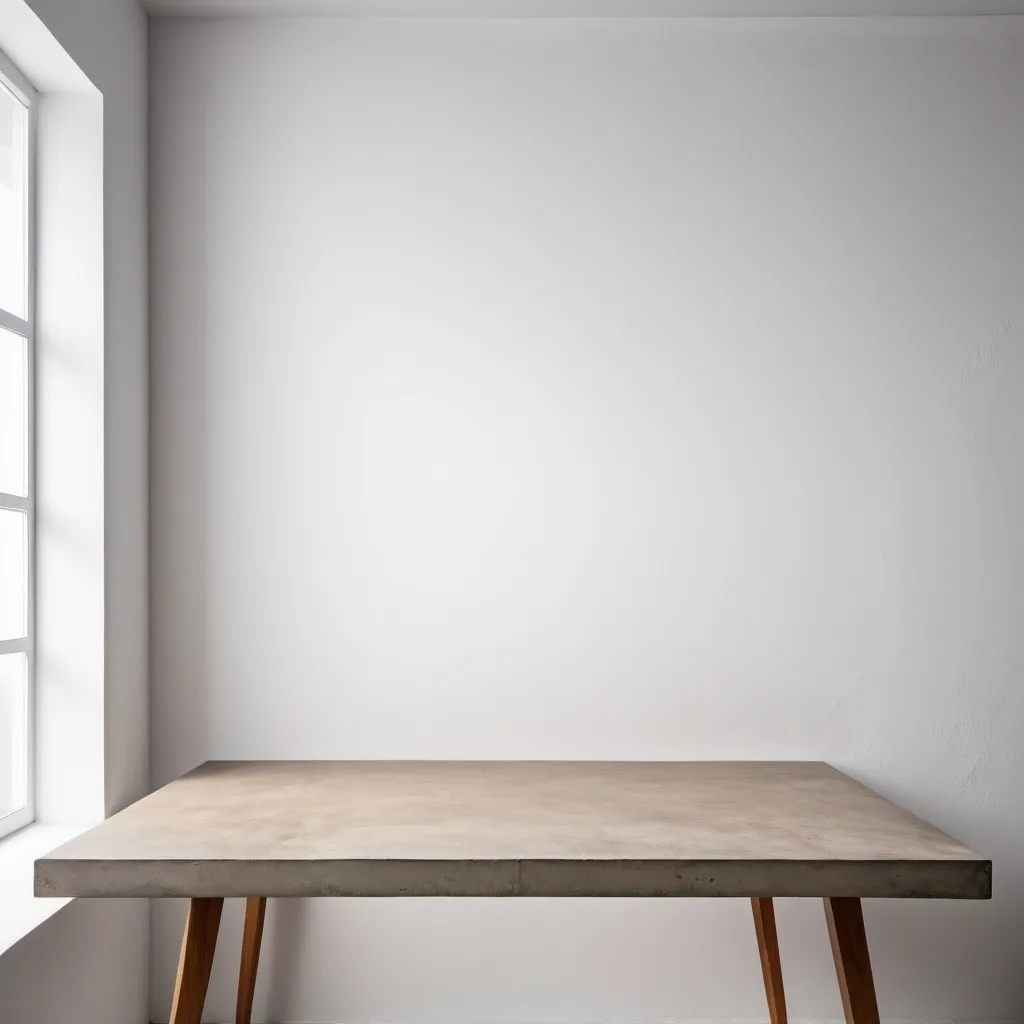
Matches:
[0,821,92,955]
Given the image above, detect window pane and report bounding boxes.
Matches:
[0,327,27,495]
[0,81,28,319]
[0,507,27,641]
[0,652,27,817]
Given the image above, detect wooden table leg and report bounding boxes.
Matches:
[170,897,224,1024]
[824,897,881,1024]
[751,897,788,1024]
[236,897,267,1024]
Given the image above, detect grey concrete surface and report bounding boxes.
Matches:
[35,761,990,899]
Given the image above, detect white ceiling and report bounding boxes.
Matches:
[144,0,1024,15]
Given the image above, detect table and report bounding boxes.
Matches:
[35,761,990,1024]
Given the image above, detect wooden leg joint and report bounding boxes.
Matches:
[236,897,267,1024]
[824,897,880,1024]
[751,897,788,1024]
[170,897,224,1024]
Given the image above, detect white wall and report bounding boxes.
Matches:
[22,0,148,823]
[150,16,1024,1023]
[0,898,147,1022]
[0,0,149,1021]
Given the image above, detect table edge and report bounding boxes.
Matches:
[34,855,992,900]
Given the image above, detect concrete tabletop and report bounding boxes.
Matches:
[34,761,990,899]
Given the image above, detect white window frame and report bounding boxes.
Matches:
[0,46,37,840]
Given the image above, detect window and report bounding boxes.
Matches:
[0,48,35,840]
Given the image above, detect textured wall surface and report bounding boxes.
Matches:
[150,16,1024,1023]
